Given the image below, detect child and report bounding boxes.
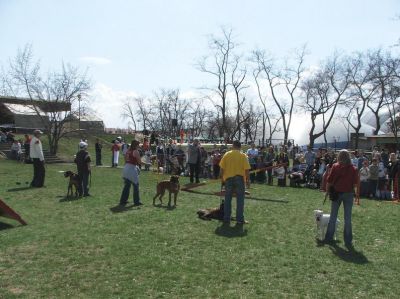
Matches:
[359,160,370,197]
[369,158,379,198]
[144,149,152,171]
[275,159,286,187]
[255,156,266,183]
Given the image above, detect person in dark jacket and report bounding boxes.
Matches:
[95,138,103,166]
[75,142,91,197]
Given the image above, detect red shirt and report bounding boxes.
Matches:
[125,149,139,165]
[327,163,358,193]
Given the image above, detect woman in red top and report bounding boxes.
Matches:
[324,149,359,249]
[119,140,143,206]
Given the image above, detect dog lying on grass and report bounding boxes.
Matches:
[64,170,80,197]
[197,201,224,221]
[153,175,180,207]
[314,209,340,241]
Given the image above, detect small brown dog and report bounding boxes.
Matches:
[153,175,180,207]
[64,170,80,197]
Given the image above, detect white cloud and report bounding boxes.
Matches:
[89,83,138,128]
[79,56,112,65]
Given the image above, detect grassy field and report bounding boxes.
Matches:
[0,159,399,298]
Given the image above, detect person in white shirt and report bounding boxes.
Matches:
[10,140,22,160]
[30,130,45,187]
[246,143,259,183]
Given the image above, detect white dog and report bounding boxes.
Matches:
[314,209,340,241]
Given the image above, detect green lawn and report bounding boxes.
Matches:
[0,159,399,298]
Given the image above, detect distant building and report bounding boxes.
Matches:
[0,96,104,134]
[0,96,65,132]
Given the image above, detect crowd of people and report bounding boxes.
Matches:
[89,136,400,202]
[5,130,400,248]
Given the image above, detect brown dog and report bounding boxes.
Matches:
[64,170,80,197]
[153,175,180,207]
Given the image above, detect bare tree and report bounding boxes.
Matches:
[252,45,307,145]
[230,54,248,140]
[344,52,378,149]
[383,55,400,149]
[253,68,282,146]
[197,27,236,138]
[300,54,350,148]
[5,44,91,154]
[368,50,394,134]
[121,98,137,132]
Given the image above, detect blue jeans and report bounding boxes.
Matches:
[224,175,245,223]
[120,178,141,205]
[78,171,90,196]
[325,192,353,246]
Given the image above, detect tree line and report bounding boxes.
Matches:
[124,28,400,148]
[1,28,400,154]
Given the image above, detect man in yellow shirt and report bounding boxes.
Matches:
[219,140,251,224]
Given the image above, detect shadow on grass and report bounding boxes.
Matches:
[0,221,14,230]
[153,203,176,211]
[215,222,248,238]
[329,244,369,264]
[7,186,32,192]
[183,189,289,204]
[109,204,139,213]
[58,195,81,202]
[316,240,369,264]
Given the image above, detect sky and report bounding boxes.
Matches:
[1,0,399,144]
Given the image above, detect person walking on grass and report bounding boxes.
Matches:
[30,129,45,187]
[119,140,143,206]
[75,141,92,197]
[219,140,251,225]
[324,149,359,250]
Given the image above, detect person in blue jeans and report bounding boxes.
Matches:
[219,140,251,224]
[119,140,143,206]
[324,149,359,250]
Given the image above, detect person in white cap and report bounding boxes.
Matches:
[30,129,45,187]
[74,141,91,197]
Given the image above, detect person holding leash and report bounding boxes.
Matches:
[119,140,143,206]
[324,149,359,250]
[75,141,92,197]
[30,129,45,187]
[219,140,251,225]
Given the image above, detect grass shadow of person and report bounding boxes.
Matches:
[109,204,137,213]
[0,221,14,231]
[215,222,248,238]
[59,195,81,202]
[316,239,369,264]
[7,186,32,192]
[328,243,369,264]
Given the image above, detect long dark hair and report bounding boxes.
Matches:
[130,140,139,150]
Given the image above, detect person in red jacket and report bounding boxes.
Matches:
[324,149,359,250]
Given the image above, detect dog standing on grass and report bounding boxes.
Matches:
[153,175,180,207]
[314,209,340,241]
[64,170,80,197]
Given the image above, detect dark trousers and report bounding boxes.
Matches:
[120,178,140,205]
[267,169,273,185]
[78,171,90,196]
[96,151,102,166]
[31,158,45,187]
[189,163,200,183]
[213,164,220,179]
[250,164,256,183]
